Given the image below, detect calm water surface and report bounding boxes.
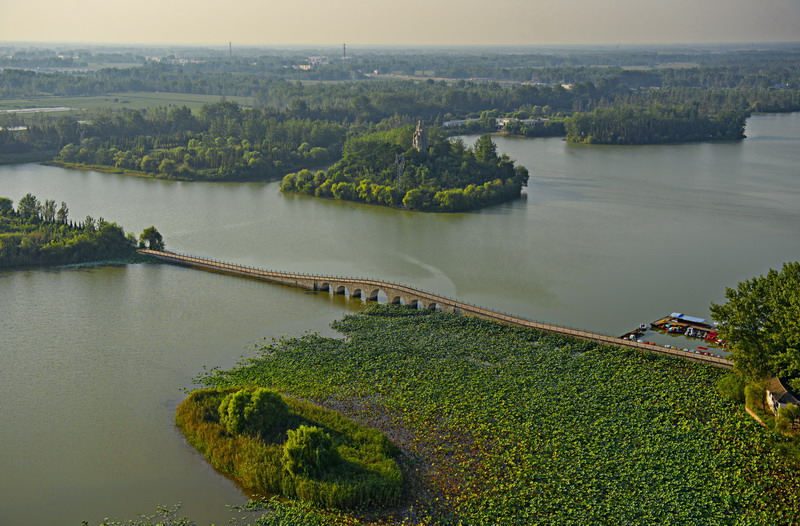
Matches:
[1,112,798,524]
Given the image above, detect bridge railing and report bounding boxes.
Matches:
[140,249,732,367]
[151,249,617,336]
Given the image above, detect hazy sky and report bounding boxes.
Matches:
[1,0,798,46]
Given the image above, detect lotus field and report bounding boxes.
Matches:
[198,305,800,525]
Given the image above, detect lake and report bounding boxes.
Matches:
[1,112,798,525]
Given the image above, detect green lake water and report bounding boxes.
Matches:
[1,112,798,525]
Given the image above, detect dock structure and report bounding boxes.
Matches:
[651,313,722,342]
[139,249,733,370]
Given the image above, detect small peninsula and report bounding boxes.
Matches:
[280,124,529,212]
[0,193,162,268]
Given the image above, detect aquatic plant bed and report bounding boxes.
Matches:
[175,387,402,510]
[197,305,800,524]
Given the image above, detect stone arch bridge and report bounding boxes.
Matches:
[139,249,732,370]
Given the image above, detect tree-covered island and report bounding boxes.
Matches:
[280,124,529,212]
[564,106,748,145]
[176,386,403,510]
[0,193,163,268]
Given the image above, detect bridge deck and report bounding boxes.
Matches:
[138,249,733,370]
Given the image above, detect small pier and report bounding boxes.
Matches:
[621,313,727,358]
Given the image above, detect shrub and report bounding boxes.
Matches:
[282,425,341,479]
[777,403,800,430]
[218,388,289,439]
[716,373,745,403]
[744,381,766,411]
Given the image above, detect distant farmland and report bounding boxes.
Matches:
[0,91,255,114]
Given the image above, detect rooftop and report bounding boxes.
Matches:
[766,377,800,406]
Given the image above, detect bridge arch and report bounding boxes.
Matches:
[140,250,734,370]
[335,285,347,295]
[351,288,363,299]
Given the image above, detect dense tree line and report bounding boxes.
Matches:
[281,127,528,211]
[4,45,799,87]
[502,118,566,138]
[564,106,748,144]
[0,194,142,267]
[53,102,348,180]
[3,56,799,121]
[3,47,800,171]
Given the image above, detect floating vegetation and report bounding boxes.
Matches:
[196,305,800,524]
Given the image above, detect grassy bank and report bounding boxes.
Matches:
[197,305,800,525]
[45,161,178,180]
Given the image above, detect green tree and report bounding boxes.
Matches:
[17,193,41,219]
[42,199,56,222]
[218,388,289,438]
[402,188,427,209]
[0,197,13,216]
[281,425,340,479]
[139,226,165,251]
[58,143,81,162]
[140,155,158,172]
[715,373,745,403]
[473,134,498,164]
[777,403,800,430]
[56,201,69,223]
[711,262,800,386]
[158,158,177,176]
[777,403,800,420]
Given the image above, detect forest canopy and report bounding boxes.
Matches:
[711,262,800,390]
[565,106,748,144]
[48,102,348,181]
[280,127,529,212]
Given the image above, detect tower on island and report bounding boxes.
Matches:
[412,121,427,152]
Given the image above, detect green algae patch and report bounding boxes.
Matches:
[175,386,402,510]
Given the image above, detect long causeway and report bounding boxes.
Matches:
[139,249,733,369]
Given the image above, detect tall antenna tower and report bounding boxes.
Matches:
[342,43,346,60]
[229,42,232,57]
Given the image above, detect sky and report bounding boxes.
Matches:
[1,0,798,47]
